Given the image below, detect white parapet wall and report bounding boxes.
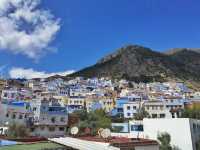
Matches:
[49,137,119,150]
[143,118,200,150]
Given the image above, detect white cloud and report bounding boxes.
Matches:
[9,67,75,79]
[0,0,60,59]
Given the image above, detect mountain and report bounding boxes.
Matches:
[68,45,200,88]
[165,48,200,55]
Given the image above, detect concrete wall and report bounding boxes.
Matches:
[135,145,159,150]
[31,126,67,137]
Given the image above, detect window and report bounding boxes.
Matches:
[6,113,9,118]
[60,117,65,122]
[172,113,175,118]
[59,127,65,131]
[30,128,35,132]
[3,93,7,97]
[49,127,55,132]
[51,117,56,123]
[26,105,29,110]
[133,106,137,110]
[160,114,165,118]
[12,114,16,119]
[131,125,144,131]
[11,93,15,98]
[117,108,123,113]
[19,115,23,119]
[127,113,131,116]
[193,124,197,132]
[127,106,130,110]
[152,114,157,118]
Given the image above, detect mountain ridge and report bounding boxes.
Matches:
[66,44,200,89]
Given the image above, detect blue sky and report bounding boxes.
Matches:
[0,0,200,78]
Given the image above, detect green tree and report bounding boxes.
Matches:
[134,107,149,120]
[158,132,172,150]
[181,105,200,119]
[157,132,180,150]
[73,109,111,136]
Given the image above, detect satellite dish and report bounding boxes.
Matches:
[70,126,79,135]
[5,122,9,126]
[98,128,104,137]
[101,128,111,139]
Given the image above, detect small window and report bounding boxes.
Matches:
[30,128,35,132]
[160,114,165,118]
[131,125,144,132]
[172,113,175,118]
[127,106,130,110]
[26,105,29,110]
[4,93,7,97]
[6,113,9,118]
[59,127,65,131]
[12,114,16,119]
[51,117,56,123]
[152,114,157,118]
[60,117,65,122]
[49,127,55,132]
[19,115,23,119]
[193,124,197,131]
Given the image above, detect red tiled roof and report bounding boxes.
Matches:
[78,136,158,146]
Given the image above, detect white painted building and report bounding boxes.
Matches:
[0,101,33,126]
[1,89,19,101]
[123,101,140,118]
[143,118,200,150]
[144,101,171,118]
[30,99,68,137]
[144,101,181,118]
[111,118,200,150]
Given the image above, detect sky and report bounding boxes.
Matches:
[0,0,200,79]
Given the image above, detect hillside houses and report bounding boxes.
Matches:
[0,77,199,138]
